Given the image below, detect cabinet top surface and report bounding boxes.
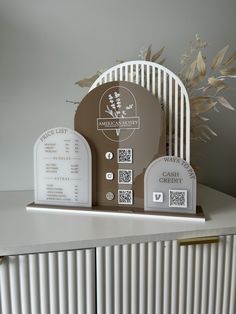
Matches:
[0,184,235,256]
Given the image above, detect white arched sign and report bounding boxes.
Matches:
[34,127,92,207]
[144,156,196,214]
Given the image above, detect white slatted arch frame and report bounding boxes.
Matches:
[89,61,190,163]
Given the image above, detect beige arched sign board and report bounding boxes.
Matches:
[75,81,166,208]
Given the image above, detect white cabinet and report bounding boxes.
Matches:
[1,239,236,314]
[0,249,95,314]
[0,235,236,314]
[1,187,236,314]
[96,235,236,314]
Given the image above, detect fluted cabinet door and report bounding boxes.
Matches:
[96,235,236,314]
[0,249,95,314]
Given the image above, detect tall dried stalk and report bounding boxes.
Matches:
[74,34,235,143]
[178,34,235,142]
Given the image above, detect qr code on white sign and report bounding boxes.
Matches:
[169,190,187,208]
[118,190,133,205]
[118,169,133,184]
[117,148,132,163]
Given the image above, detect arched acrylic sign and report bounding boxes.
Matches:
[34,127,92,207]
[144,156,196,214]
[75,81,166,208]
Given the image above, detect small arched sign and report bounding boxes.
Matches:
[34,127,92,207]
[144,156,196,214]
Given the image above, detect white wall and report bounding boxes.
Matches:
[0,0,236,196]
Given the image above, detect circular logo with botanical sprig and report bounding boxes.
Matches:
[97,86,140,142]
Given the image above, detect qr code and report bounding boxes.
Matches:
[117,148,132,163]
[118,169,133,184]
[169,190,187,208]
[118,190,133,205]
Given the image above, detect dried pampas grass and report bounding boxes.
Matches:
[74,34,235,144]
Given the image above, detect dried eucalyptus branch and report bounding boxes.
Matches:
[73,34,235,143]
[178,34,235,141]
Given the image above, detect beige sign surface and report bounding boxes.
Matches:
[75,81,165,208]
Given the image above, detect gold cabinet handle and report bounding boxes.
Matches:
[179,236,219,246]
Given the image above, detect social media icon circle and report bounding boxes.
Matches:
[105,152,113,160]
[106,192,115,201]
[106,172,114,180]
